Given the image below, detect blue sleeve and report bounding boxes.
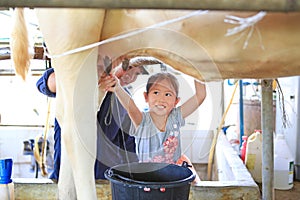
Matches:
[36,68,56,98]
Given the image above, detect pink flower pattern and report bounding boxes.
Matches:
[151,135,179,164]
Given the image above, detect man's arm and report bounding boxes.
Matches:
[36,68,56,97]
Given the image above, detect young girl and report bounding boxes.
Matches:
[103,72,206,183]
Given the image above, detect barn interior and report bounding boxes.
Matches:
[1,2,300,200]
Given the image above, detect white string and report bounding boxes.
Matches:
[46,10,208,59]
[224,11,266,36]
[224,11,266,49]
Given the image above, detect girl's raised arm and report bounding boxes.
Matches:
[101,75,143,127]
[181,80,206,118]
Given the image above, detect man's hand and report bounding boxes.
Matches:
[98,73,118,92]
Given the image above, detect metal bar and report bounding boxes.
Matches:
[261,79,274,200]
[0,124,52,128]
[0,0,300,12]
[0,70,44,76]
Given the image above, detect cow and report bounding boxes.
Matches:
[10,8,300,199]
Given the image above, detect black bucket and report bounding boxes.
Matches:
[104,162,195,200]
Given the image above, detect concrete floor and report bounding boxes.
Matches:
[255,179,300,200]
[275,180,300,200]
[193,163,300,199]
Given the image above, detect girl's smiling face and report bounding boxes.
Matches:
[144,79,180,116]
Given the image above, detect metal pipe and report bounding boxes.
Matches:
[261,79,274,200]
[239,80,244,147]
[0,0,300,11]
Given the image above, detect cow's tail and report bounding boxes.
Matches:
[10,8,32,80]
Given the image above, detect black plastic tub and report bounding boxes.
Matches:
[104,162,195,200]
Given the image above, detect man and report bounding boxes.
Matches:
[36,61,147,181]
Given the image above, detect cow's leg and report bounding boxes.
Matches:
[58,140,76,199]
[55,49,99,199]
[35,8,105,200]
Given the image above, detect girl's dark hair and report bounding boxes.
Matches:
[146,72,179,96]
